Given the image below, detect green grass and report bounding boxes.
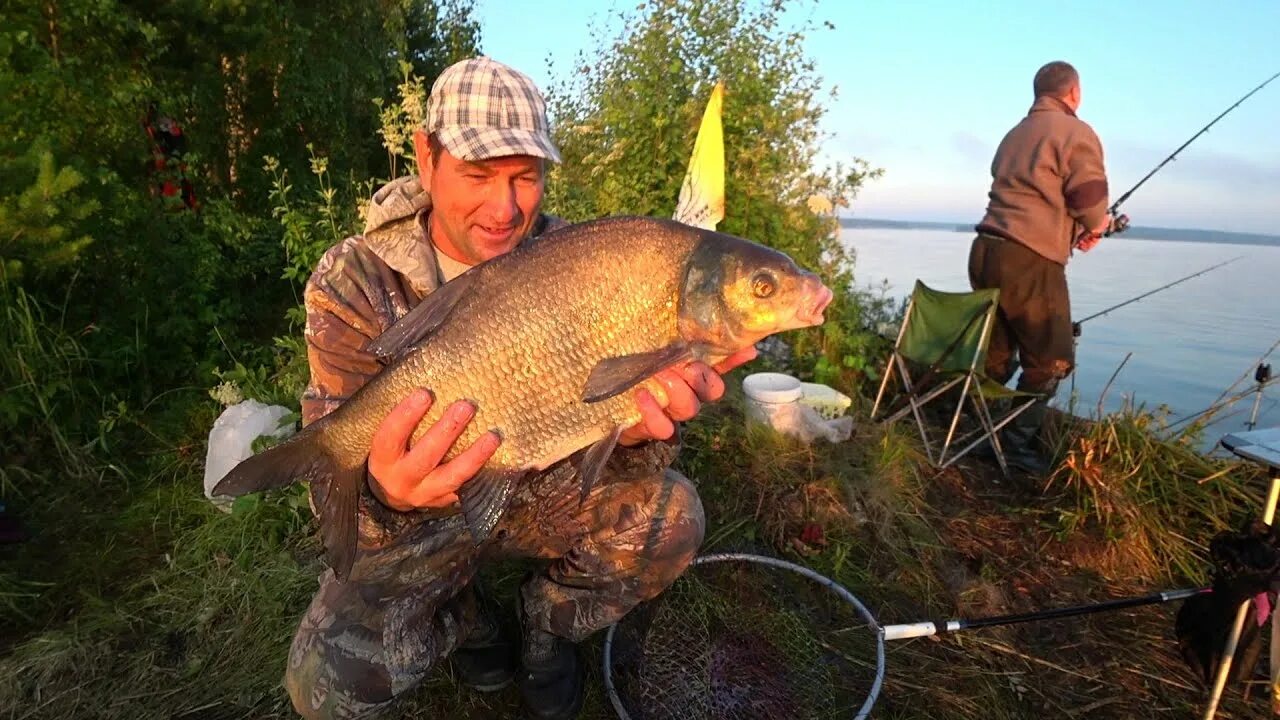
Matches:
[1,355,1273,719]
[1045,402,1265,583]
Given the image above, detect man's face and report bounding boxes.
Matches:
[414,130,546,265]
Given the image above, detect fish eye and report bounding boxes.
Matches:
[750,271,777,299]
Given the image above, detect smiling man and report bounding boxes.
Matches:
[286,57,753,720]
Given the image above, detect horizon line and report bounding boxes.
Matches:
[838,214,1280,241]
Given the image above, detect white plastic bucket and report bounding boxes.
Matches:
[742,372,803,425]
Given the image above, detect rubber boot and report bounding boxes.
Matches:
[1000,390,1054,476]
[451,587,517,693]
[517,595,585,720]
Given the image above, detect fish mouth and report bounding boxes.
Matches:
[795,277,834,327]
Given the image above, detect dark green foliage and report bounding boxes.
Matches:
[0,0,480,485]
[0,0,480,654]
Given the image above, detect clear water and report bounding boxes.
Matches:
[843,228,1280,449]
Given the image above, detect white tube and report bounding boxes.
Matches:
[883,622,939,641]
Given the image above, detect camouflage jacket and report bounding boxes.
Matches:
[300,176,681,549]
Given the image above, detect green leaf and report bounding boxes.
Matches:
[231,494,262,516]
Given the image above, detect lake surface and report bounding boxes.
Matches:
[842,228,1280,448]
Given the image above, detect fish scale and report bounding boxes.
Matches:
[393,260,667,470]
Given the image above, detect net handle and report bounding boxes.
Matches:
[602,551,887,720]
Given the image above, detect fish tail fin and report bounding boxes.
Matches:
[210,424,363,582]
[210,427,323,498]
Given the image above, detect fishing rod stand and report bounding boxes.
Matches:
[1205,430,1280,718]
[1248,364,1273,431]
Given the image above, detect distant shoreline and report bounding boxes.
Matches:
[839,217,1280,248]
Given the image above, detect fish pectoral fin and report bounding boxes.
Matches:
[576,426,623,505]
[456,467,528,545]
[315,461,364,582]
[367,269,476,362]
[581,343,693,403]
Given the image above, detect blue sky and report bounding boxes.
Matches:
[474,0,1280,234]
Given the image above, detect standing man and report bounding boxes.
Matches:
[287,56,755,719]
[970,60,1128,474]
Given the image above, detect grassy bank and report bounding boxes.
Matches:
[2,358,1273,719]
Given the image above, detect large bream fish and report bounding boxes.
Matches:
[213,216,833,580]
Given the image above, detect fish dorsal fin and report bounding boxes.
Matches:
[581,343,692,403]
[576,425,624,504]
[368,270,476,361]
[457,466,528,544]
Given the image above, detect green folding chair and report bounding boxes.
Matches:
[870,280,1042,477]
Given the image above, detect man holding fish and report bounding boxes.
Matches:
[215,56,831,720]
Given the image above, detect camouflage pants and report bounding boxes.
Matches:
[284,465,705,720]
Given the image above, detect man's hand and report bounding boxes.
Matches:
[1076,213,1117,253]
[367,388,501,511]
[618,345,760,447]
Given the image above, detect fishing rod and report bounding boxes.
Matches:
[1167,373,1279,432]
[1164,336,1280,431]
[1073,255,1242,330]
[883,586,1210,640]
[1070,71,1276,275]
[1109,69,1280,216]
[1069,256,1238,399]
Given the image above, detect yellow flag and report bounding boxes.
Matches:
[673,81,726,231]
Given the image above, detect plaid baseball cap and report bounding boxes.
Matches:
[425,56,562,164]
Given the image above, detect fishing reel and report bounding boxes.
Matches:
[1103,213,1131,237]
[1257,363,1273,385]
[1072,213,1130,252]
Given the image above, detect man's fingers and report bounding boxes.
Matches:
[635,388,677,440]
[399,400,478,482]
[408,431,502,507]
[656,368,701,421]
[620,352,750,448]
[677,362,725,404]
[369,388,433,477]
[404,485,460,510]
[713,345,759,375]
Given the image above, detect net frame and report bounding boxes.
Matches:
[602,552,886,720]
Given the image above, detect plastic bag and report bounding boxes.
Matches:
[749,400,854,444]
[203,399,297,511]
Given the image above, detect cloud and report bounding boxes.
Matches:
[950,131,993,164]
[832,129,896,155]
[1102,140,1280,231]
[1109,141,1280,192]
[836,135,1280,235]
